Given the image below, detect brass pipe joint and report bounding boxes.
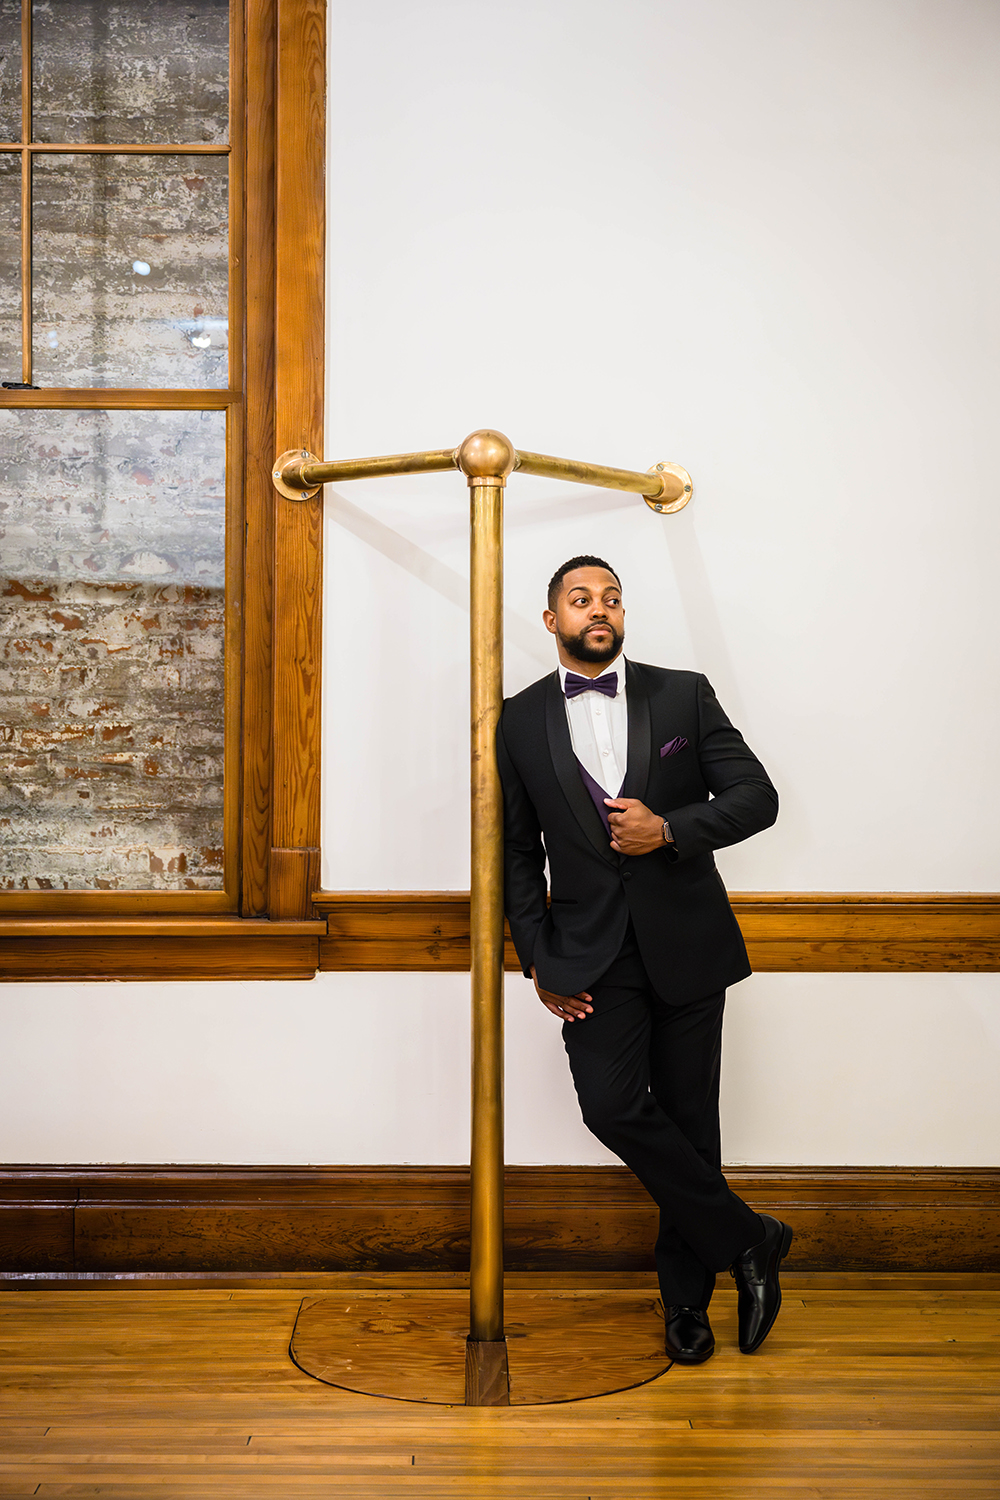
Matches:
[456,429,517,486]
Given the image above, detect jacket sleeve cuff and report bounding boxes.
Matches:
[660,804,702,862]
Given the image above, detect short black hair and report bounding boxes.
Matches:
[547,555,622,610]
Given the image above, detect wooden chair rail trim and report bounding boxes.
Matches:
[311,890,1000,973]
[3,893,997,977]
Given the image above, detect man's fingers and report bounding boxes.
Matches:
[542,999,587,1021]
[533,973,593,1021]
[538,988,593,1021]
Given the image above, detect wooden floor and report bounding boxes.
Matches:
[1,1272,998,1498]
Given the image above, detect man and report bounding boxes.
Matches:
[497,555,791,1363]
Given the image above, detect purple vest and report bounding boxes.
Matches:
[576,759,621,833]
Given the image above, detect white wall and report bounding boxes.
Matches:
[1,970,998,1165]
[2,0,998,1167]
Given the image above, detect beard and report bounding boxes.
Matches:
[558,622,624,665]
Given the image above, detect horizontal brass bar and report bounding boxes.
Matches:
[296,447,459,488]
[514,449,676,501]
[274,432,691,512]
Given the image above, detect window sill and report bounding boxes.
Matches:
[0,917,327,982]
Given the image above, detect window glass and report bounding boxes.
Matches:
[32,0,229,145]
[0,407,226,891]
[32,153,228,387]
[0,0,20,143]
[0,152,19,379]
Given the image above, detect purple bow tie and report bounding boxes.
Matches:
[564,670,618,700]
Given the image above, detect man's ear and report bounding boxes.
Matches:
[542,609,557,635]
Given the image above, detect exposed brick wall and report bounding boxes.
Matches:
[0,578,224,890]
[0,408,226,891]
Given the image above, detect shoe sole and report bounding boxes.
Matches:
[739,1220,794,1355]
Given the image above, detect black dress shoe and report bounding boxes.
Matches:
[731,1213,793,1354]
[663,1305,715,1364]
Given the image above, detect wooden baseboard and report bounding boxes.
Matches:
[2,1164,996,1275]
[313,892,1000,972]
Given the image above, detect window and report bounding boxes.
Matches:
[0,0,326,975]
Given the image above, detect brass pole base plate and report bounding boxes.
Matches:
[645,462,693,514]
[272,449,321,501]
[290,1289,670,1406]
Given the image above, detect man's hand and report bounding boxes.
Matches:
[605,796,670,855]
[531,965,593,1022]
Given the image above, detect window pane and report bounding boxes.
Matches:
[0,0,20,142]
[32,0,228,145]
[0,152,19,380]
[0,408,225,892]
[32,153,227,388]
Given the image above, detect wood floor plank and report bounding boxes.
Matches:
[0,1276,998,1497]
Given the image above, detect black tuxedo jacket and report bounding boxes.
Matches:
[497,661,778,1006]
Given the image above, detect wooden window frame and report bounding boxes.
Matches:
[0,0,327,978]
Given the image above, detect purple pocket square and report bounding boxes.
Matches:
[660,736,688,758]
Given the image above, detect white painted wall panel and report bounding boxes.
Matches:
[323,0,1000,893]
[1,971,998,1166]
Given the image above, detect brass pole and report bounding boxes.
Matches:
[270,429,691,1401]
[458,432,515,1392]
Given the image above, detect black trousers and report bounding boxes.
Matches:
[562,927,762,1309]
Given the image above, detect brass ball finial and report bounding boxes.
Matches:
[455,429,517,482]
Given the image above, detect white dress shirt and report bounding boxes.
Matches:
[558,653,629,798]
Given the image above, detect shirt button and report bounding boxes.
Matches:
[602,749,609,756]
[622,870,632,880]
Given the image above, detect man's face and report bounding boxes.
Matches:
[543,567,625,665]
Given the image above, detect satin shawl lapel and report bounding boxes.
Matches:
[620,659,651,804]
[544,673,616,866]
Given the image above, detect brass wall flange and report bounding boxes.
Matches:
[644,462,693,513]
[273,449,321,500]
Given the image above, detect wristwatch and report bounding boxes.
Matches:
[662,819,674,845]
